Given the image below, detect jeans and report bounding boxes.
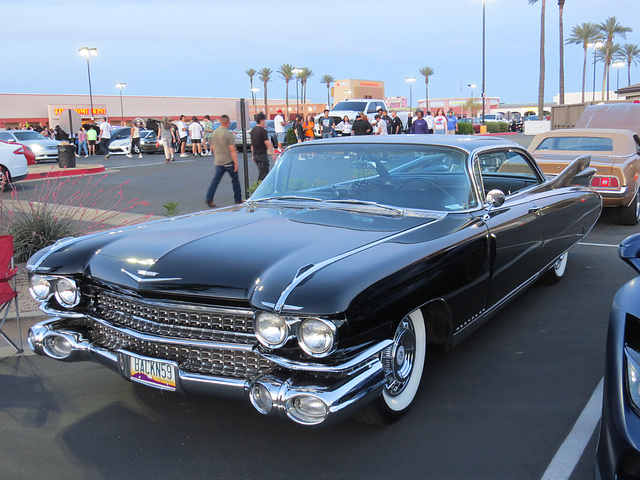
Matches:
[78,140,88,156]
[253,153,270,182]
[206,163,242,203]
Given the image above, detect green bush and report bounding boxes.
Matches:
[486,122,509,133]
[457,122,475,135]
[286,128,297,146]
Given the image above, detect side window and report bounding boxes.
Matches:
[477,150,541,196]
[367,103,378,114]
[0,133,11,141]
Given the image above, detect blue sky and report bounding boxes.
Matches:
[3,0,638,105]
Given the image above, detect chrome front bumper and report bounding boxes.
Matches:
[28,317,389,425]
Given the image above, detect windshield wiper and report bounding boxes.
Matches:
[251,195,324,203]
[323,199,405,216]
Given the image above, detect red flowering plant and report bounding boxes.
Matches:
[0,172,152,261]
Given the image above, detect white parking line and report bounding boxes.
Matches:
[541,378,603,480]
[113,160,196,169]
[577,242,618,248]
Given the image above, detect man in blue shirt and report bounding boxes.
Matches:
[409,110,428,134]
[446,109,458,135]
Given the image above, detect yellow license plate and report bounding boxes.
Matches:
[129,354,177,391]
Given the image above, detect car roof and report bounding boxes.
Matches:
[285,134,518,153]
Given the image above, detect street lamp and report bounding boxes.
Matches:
[292,68,302,116]
[115,82,126,125]
[251,87,259,115]
[406,76,416,112]
[468,83,476,117]
[79,47,98,120]
[587,41,604,101]
[613,61,625,91]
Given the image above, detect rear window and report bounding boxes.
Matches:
[536,136,614,152]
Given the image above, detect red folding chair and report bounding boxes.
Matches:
[0,235,22,353]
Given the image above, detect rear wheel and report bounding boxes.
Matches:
[0,166,11,191]
[617,187,640,226]
[352,309,427,425]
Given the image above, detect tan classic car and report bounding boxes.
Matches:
[528,128,640,225]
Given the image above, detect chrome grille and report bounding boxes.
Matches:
[91,321,273,378]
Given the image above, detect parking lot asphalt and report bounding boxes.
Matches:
[1,133,634,480]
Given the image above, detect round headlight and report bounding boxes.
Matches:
[29,274,52,301]
[299,318,335,356]
[54,277,80,308]
[255,312,289,348]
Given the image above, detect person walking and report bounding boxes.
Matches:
[410,110,429,134]
[98,117,112,158]
[303,114,315,141]
[177,115,188,157]
[202,114,214,155]
[206,114,242,208]
[86,125,98,156]
[425,110,435,134]
[77,127,88,157]
[128,121,142,158]
[189,116,204,156]
[433,108,447,134]
[273,109,286,153]
[159,116,176,163]
[250,112,276,182]
[446,109,458,135]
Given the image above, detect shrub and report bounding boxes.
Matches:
[163,201,180,217]
[486,122,509,133]
[457,122,475,135]
[1,173,151,261]
[286,128,297,146]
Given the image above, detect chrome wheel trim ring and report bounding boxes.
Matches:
[553,252,568,277]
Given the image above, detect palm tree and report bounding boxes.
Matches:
[298,68,314,104]
[557,0,566,105]
[529,0,546,118]
[419,67,435,111]
[257,67,272,114]
[597,43,623,93]
[597,17,632,100]
[618,43,640,86]
[278,64,294,120]
[245,68,257,106]
[320,75,335,108]
[566,23,601,103]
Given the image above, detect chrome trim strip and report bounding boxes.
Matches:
[256,339,393,373]
[121,269,182,283]
[273,219,443,313]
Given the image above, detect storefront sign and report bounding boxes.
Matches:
[53,107,106,116]
[359,81,381,87]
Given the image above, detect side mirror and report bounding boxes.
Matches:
[619,233,640,274]
[485,189,505,208]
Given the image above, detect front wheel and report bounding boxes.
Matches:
[352,309,427,425]
[617,187,640,226]
[540,251,568,285]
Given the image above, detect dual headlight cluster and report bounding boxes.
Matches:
[255,312,337,357]
[29,274,81,308]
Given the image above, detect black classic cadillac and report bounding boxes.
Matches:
[26,136,601,425]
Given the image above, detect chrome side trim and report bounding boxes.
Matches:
[273,219,443,313]
[256,339,393,373]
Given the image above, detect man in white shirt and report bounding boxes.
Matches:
[98,117,112,158]
[425,110,435,134]
[374,114,387,135]
[178,115,189,157]
[188,116,204,156]
[273,109,286,153]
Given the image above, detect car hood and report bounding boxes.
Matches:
[531,152,617,176]
[30,205,460,313]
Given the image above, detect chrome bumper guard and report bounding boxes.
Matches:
[28,317,390,425]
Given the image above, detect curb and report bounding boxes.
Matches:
[26,164,106,181]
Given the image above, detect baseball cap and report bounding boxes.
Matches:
[277,109,283,113]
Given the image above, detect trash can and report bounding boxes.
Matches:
[479,125,488,134]
[57,143,76,168]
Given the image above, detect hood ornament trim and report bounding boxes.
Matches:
[121,269,182,283]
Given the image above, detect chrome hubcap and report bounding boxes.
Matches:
[382,318,416,396]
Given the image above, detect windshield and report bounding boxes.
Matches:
[13,131,47,141]
[536,136,614,152]
[332,101,368,112]
[251,143,475,211]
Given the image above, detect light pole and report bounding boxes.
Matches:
[588,41,604,101]
[613,61,625,92]
[481,0,486,124]
[406,76,416,113]
[251,88,259,116]
[116,83,126,125]
[79,47,98,120]
[292,68,302,116]
[468,83,476,117]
